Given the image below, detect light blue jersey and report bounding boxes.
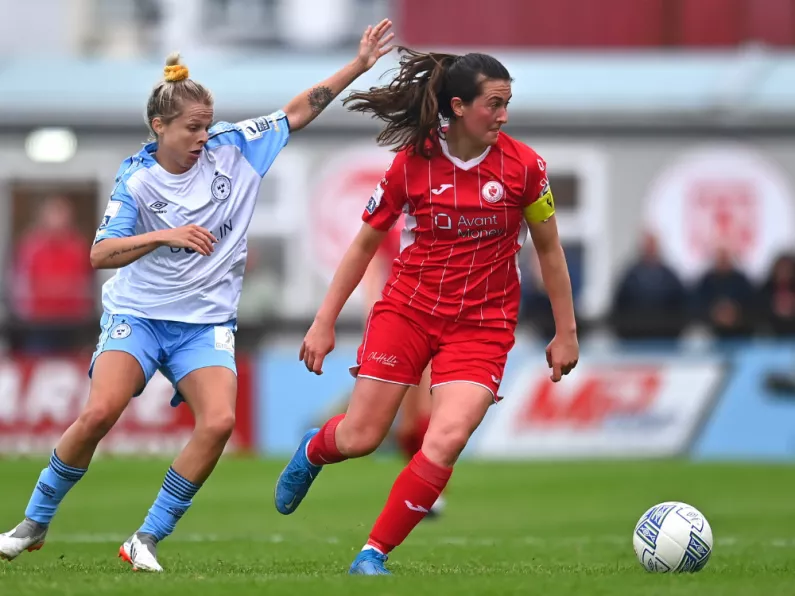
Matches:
[90,111,290,403]
[95,111,290,324]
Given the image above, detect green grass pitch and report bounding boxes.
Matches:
[0,457,792,595]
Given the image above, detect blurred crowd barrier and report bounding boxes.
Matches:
[2,337,794,462]
[259,336,795,462]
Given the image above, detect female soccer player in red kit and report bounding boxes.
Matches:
[275,48,579,575]
[362,225,443,516]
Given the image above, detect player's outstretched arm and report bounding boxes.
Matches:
[300,223,386,374]
[282,19,394,132]
[90,225,216,269]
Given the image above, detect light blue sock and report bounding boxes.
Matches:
[138,467,201,541]
[24,450,88,525]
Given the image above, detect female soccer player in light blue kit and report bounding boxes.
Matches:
[0,20,394,572]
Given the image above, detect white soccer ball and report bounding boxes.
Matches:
[633,501,713,573]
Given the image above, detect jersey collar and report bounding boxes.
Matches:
[438,137,491,171]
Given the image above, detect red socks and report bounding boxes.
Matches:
[306,414,348,465]
[367,450,452,553]
[307,415,451,554]
[396,415,431,461]
[308,412,432,466]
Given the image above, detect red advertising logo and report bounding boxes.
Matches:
[0,355,254,455]
[517,367,661,428]
[643,145,795,282]
[474,358,724,459]
[688,181,758,260]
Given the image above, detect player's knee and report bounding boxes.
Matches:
[336,422,384,458]
[198,410,236,443]
[422,425,471,467]
[77,403,120,441]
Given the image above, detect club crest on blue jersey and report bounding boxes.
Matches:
[211,173,232,202]
[110,323,132,339]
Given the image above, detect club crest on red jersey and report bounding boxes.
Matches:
[481,180,504,203]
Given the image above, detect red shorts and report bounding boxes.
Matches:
[351,299,516,399]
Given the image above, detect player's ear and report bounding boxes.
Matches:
[450,97,465,118]
[151,116,166,137]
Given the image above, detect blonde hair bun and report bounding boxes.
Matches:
[163,52,189,82]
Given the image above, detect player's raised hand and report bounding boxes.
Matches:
[545,332,579,383]
[158,224,216,256]
[300,319,336,375]
[355,19,395,71]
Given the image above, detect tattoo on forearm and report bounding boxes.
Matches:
[308,86,334,114]
[108,245,145,260]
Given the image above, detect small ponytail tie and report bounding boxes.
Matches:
[164,64,190,82]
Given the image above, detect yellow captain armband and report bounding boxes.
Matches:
[524,188,555,224]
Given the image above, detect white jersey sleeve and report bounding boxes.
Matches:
[209,110,291,178]
[94,180,139,244]
[94,159,138,244]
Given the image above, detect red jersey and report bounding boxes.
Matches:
[362,133,553,329]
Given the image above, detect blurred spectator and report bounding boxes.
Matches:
[610,232,688,340]
[8,196,94,352]
[758,253,795,337]
[694,247,755,339]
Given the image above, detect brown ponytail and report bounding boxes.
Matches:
[343,47,458,158]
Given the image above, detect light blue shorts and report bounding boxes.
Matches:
[89,312,237,407]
